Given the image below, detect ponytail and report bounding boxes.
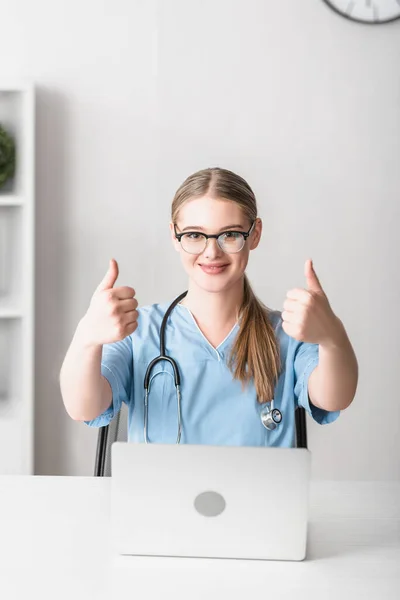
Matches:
[227,274,281,403]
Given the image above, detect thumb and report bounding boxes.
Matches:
[305,258,323,293]
[96,258,119,292]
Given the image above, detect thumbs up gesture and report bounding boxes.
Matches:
[80,259,139,347]
[281,259,341,345]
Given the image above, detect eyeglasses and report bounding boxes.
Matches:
[174,221,256,255]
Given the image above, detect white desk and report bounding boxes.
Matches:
[0,477,399,599]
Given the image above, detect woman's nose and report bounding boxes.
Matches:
[202,237,223,259]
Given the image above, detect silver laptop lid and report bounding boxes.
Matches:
[111,442,311,561]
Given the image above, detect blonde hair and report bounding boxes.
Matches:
[171,167,281,404]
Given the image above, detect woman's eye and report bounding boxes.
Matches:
[222,231,239,240]
[187,233,202,240]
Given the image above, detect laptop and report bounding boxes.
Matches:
[110,442,311,561]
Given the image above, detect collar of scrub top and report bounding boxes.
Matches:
[143,289,282,443]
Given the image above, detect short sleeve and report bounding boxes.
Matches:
[84,335,133,428]
[293,342,340,425]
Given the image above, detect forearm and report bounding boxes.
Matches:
[309,318,358,412]
[60,319,112,421]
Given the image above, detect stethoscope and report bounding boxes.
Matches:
[143,291,283,443]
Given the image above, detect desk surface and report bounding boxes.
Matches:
[0,476,399,600]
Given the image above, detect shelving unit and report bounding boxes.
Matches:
[0,82,35,474]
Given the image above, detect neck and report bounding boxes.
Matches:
[181,276,245,328]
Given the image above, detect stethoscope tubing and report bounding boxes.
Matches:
[143,291,188,443]
[143,290,282,442]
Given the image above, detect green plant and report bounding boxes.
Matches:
[0,124,16,189]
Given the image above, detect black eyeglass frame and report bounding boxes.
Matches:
[173,220,256,254]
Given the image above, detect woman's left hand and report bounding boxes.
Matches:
[281,259,343,346]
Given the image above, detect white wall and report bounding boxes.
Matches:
[1,0,399,478]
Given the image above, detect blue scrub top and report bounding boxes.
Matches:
[85,300,340,446]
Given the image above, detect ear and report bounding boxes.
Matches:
[249,218,262,251]
[169,221,181,252]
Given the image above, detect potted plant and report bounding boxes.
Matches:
[0,124,16,190]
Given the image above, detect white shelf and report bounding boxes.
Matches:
[0,195,24,207]
[0,82,35,475]
[0,310,23,319]
[0,80,34,93]
[0,299,23,319]
[0,208,23,301]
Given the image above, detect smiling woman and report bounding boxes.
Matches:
[60,167,358,448]
[168,168,279,404]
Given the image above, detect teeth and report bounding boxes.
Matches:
[200,265,226,269]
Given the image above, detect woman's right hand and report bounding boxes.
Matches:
[78,258,139,347]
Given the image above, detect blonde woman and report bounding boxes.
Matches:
[60,167,358,446]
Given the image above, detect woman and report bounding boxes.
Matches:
[60,167,358,447]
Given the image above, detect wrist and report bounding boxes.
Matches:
[75,316,102,350]
[320,316,347,350]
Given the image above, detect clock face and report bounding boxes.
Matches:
[323,0,400,23]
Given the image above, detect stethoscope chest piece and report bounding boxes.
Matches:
[260,399,282,431]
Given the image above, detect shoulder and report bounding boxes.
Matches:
[136,300,171,328]
[134,299,178,338]
[137,300,171,321]
[264,307,288,346]
[264,307,294,360]
[265,306,318,366]
[266,308,283,332]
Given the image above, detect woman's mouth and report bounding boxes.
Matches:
[198,263,229,275]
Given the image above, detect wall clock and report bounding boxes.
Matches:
[322,0,400,23]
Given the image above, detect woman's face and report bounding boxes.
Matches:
[170,195,262,293]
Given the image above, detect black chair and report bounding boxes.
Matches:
[295,406,308,449]
[94,404,308,477]
[94,401,128,477]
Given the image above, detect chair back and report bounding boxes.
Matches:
[94,401,128,477]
